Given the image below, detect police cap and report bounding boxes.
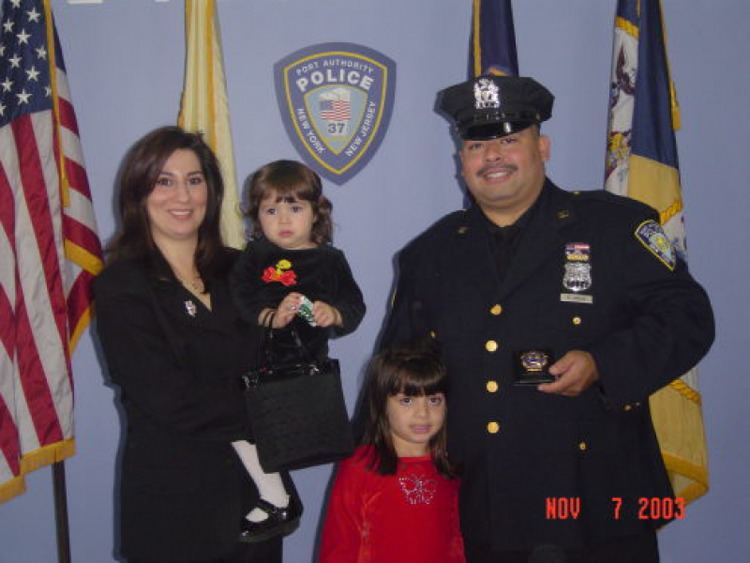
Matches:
[438,75,554,140]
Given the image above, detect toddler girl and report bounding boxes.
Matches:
[319,341,465,562]
[230,160,365,542]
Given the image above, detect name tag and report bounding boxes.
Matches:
[560,293,593,304]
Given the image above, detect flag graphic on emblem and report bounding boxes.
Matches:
[319,89,351,121]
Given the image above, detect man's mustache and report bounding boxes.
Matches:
[476,163,517,177]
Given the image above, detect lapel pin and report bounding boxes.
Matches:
[184,300,197,318]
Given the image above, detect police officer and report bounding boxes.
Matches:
[380,75,714,562]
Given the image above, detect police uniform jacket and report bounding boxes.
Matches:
[381,180,714,550]
[94,248,260,561]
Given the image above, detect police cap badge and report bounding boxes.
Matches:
[438,75,554,140]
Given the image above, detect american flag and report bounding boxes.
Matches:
[319,98,351,121]
[0,0,102,503]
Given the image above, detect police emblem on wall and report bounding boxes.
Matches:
[274,43,396,184]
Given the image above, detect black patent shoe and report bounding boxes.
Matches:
[239,496,302,543]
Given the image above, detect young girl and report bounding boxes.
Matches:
[230,160,365,542]
[319,342,465,563]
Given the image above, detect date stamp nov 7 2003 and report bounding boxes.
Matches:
[544,496,686,520]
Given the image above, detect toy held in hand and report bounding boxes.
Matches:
[296,294,316,326]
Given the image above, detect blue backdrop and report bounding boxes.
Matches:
[1,1,747,561]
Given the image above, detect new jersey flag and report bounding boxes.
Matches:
[605,0,708,503]
[178,0,243,248]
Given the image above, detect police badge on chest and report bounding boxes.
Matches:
[560,242,593,304]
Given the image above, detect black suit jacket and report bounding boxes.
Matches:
[95,249,260,561]
[382,180,714,550]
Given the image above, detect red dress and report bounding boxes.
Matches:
[320,446,465,563]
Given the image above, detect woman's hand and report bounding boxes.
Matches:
[313,301,343,328]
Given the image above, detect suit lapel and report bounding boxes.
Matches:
[202,277,242,334]
[152,278,204,326]
[148,258,240,336]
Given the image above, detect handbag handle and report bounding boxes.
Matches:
[259,310,315,368]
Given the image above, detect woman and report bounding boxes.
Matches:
[95,126,287,562]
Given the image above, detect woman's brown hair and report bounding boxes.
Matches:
[106,126,224,277]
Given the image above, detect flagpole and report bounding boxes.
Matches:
[52,461,72,563]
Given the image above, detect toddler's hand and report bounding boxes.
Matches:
[312,301,342,328]
[273,292,303,328]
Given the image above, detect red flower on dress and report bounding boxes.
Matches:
[261,259,298,287]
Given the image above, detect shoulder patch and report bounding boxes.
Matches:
[634,219,676,271]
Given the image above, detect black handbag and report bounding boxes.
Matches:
[241,318,354,472]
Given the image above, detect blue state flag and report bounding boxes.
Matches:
[605,0,708,504]
[470,0,518,77]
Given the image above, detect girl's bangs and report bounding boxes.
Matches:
[269,181,314,202]
[392,364,447,397]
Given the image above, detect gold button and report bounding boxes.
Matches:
[486,380,499,393]
[624,404,632,412]
[429,330,437,339]
[487,421,500,434]
[490,304,503,316]
[572,316,582,325]
[457,226,468,235]
[578,441,587,451]
[485,340,498,352]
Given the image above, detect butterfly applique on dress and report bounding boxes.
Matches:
[398,473,438,505]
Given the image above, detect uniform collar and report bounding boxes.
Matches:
[459,180,578,299]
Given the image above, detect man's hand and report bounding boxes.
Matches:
[537,350,599,396]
